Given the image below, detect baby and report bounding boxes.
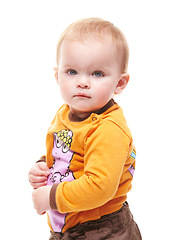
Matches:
[29,18,142,240]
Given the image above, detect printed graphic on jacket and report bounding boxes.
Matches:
[47,129,75,233]
[128,149,136,177]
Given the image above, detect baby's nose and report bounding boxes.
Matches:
[77,76,90,89]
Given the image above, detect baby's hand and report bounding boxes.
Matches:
[32,185,52,215]
[28,162,50,189]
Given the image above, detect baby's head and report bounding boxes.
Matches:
[55,18,130,120]
[56,18,129,74]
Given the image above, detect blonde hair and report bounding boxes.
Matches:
[56,18,129,73]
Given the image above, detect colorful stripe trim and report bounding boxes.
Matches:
[130,149,136,160]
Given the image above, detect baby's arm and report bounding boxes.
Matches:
[50,121,132,214]
[28,158,50,189]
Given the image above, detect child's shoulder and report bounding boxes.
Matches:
[101,104,132,139]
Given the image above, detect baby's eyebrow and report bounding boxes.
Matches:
[63,64,77,69]
[63,64,72,68]
[91,66,108,72]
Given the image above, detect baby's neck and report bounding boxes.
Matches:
[68,99,115,122]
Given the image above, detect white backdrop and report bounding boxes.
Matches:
[0,0,173,239]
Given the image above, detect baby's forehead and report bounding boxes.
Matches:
[60,36,118,60]
[60,37,121,70]
[62,34,118,55]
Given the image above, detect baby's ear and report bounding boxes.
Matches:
[114,73,129,94]
[53,67,59,83]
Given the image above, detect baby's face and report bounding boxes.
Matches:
[57,37,122,118]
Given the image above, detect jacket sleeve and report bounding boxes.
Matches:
[36,156,46,163]
[50,120,132,213]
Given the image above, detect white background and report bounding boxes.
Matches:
[0,0,173,239]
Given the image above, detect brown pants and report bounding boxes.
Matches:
[49,202,142,240]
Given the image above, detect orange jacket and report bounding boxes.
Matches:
[45,102,136,233]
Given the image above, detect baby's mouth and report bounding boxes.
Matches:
[74,93,91,98]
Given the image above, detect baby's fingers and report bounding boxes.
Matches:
[37,162,50,176]
[30,180,48,189]
[29,173,47,183]
[29,174,48,189]
[28,162,50,188]
[29,164,49,178]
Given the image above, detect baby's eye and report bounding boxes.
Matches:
[67,69,77,75]
[92,71,104,77]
